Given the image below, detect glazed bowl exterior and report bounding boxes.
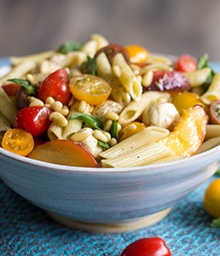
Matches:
[0,144,219,232]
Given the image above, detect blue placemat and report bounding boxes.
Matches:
[1,177,220,256]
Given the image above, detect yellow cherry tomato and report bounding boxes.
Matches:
[125,45,149,63]
[204,178,220,218]
[1,128,34,156]
[171,91,208,115]
[119,121,146,141]
[69,74,112,105]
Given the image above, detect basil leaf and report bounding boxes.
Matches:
[98,140,110,150]
[196,53,215,91]
[58,41,82,53]
[110,120,118,139]
[69,113,103,130]
[7,78,36,95]
[80,56,97,75]
[211,217,220,228]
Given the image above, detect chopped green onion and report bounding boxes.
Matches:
[110,120,118,139]
[98,140,110,150]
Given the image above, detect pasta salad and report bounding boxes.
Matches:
[0,34,219,168]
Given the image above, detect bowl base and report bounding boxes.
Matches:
[47,208,171,233]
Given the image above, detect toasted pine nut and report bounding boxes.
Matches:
[28,97,44,107]
[93,129,109,142]
[104,111,119,121]
[104,120,112,131]
[52,101,63,111]
[71,132,90,142]
[142,70,153,87]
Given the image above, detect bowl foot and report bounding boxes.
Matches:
[47,208,171,233]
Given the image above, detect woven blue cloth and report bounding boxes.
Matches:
[1,58,220,255]
[1,177,220,256]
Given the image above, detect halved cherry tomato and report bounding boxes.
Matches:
[1,128,34,156]
[209,99,220,124]
[14,106,52,137]
[121,237,172,256]
[125,45,149,64]
[94,44,130,64]
[37,68,71,105]
[69,74,112,105]
[2,83,20,96]
[176,54,197,72]
[28,140,98,167]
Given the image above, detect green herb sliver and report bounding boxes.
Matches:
[211,217,220,228]
[7,78,36,95]
[69,113,103,130]
[58,41,82,53]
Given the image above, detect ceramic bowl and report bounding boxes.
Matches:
[0,144,219,233]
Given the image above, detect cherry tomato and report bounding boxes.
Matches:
[125,45,149,64]
[28,140,98,167]
[121,237,172,256]
[209,100,220,124]
[2,83,20,96]
[69,74,112,105]
[176,54,197,72]
[204,178,220,217]
[37,68,71,105]
[1,128,34,156]
[94,44,130,64]
[14,106,52,137]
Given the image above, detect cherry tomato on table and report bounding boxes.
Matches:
[1,128,34,156]
[121,237,172,256]
[176,54,197,72]
[37,68,71,105]
[69,74,112,105]
[14,106,52,137]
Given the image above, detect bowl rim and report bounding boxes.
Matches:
[1,144,220,174]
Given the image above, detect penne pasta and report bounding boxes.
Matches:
[205,124,220,140]
[183,67,211,88]
[118,91,170,125]
[96,52,131,106]
[0,87,18,125]
[99,126,170,159]
[47,123,64,140]
[201,73,220,105]
[112,53,142,101]
[101,142,175,167]
[62,119,82,139]
[0,60,36,86]
[196,137,220,154]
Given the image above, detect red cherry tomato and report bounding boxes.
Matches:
[15,106,52,137]
[121,237,172,256]
[37,68,71,105]
[176,54,197,72]
[2,83,20,96]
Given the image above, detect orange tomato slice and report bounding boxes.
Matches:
[27,140,98,167]
[69,74,112,105]
[125,45,149,63]
[1,128,34,156]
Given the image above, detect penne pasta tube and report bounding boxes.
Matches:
[205,124,220,140]
[96,52,131,106]
[99,126,170,159]
[119,91,170,125]
[101,142,175,167]
[112,53,142,101]
[201,73,220,105]
[62,119,82,139]
[196,137,220,154]
[0,60,36,86]
[10,50,56,65]
[47,123,64,140]
[183,67,211,87]
[0,87,18,125]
